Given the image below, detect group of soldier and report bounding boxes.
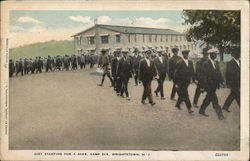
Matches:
[98,46,240,120]
[9,54,98,77]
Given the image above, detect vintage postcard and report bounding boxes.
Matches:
[0,0,249,160]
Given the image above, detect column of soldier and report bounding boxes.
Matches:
[9,54,98,77]
[98,47,240,120]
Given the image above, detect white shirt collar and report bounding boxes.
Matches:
[181,56,189,66]
[158,56,163,63]
[233,57,240,67]
[209,57,216,69]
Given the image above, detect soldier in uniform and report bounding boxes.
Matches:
[139,49,157,106]
[153,50,168,99]
[193,47,209,107]
[199,49,225,120]
[111,50,119,92]
[98,49,113,87]
[72,55,78,70]
[222,47,240,112]
[24,58,29,74]
[46,55,53,72]
[174,50,195,113]
[9,59,15,77]
[80,54,86,69]
[37,56,43,73]
[168,48,182,100]
[116,50,132,100]
[16,58,24,76]
[132,48,142,86]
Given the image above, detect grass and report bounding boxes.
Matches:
[9,40,74,60]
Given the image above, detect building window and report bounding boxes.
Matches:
[101,36,109,44]
[116,35,121,43]
[175,35,178,41]
[161,35,163,42]
[170,35,173,42]
[77,36,81,45]
[128,34,130,43]
[143,35,145,42]
[135,34,137,42]
[184,45,186,49]
[149,35,152,42]
[180,35,182,41]
[166,35,168,42]
[187,45,190,50]
[155,35,157,42]
[87,37,95,44]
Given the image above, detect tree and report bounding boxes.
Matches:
[182,10,240,61]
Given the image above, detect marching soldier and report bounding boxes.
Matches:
[111,51,119,92]
[153,50,168,100]
[168,48,182,100]
[116,50,132,100]
[193,47,209,107]
[222,47,240,112]
[16,58,24,76]
[199,48,225,120]
[9,59,15,77]
[24,58,29,74]
[37,56,43,73]
[174,50,195,113]
[139,49,157,106]
[80,54,86,69]
[72,55,78,70]
[46,56,53,72]
[98,49,113,87]
[132,48,142,86]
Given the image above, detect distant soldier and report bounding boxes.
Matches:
[77,55,81,69]
[199,49,225,120]
[153,50,168,100]
[98,49,113,87]
[89,54,95,68]
[37,56,43,73]
[80,54,86,69]
[23,58,29,74]
[16,58,24,76]
[174,50,195,113]
[168,48,181,100]
[111,51,119,91]
[116,50,132,100]
[9,59,15,77]
[132,48,142,86]
[222,47,240,112]
[193,47,209,107]
[139,49,157,106]
[72,55,78,70]
[46,56,53,72]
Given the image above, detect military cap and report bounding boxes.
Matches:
[201,47,209,54]
[172,47,179,53]
[145,49,153,55]
[207,48,219,54]
[182,50,190,54]
[122,50,129,53]
[133,48,140,53]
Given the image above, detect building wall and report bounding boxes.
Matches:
[74,26,199,56]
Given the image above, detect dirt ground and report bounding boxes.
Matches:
[9,68,240,150]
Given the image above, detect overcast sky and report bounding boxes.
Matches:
[10,10,187,48]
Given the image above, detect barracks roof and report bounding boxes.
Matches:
[72,24,182,37]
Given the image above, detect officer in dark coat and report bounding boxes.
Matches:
[139,49,157,106]
[111,51,119,92]
[116,50,132,100]
[153,50,168,99]
[168,48,182,100]
[37,56,43,73]
[132,48,142,86]
[24,58,29,74]
[98,49,113,87]
[46,56,53,72]
[193,47,209,107]
[9,59,15,77]
[174,50,195,113]
[72,55,78,70]
[199,49,225,120]
[222,47,240,112]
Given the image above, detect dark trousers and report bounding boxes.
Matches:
[193,83,202,105]
[199,87,224,118]
[16,69,23,76]
[101,71,113,86]
[176,83,192,110]
[223,88,240,109]
[155,73,166,97]
[134,69,139,85]
[142,80,153,103]
[116,78,122,94]
[121,77,130,97]
[170,81,177,99]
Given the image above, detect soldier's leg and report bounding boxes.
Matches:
[175,84,183,108]
[170,81,176,99]
[107,72,113,86]
[199,90,212,115]
[124,78,129,98]
[142,81,147,101]
[211,91,224,119]
[183,85,192,111]
[222,90,234,111]
[193,84,201,106]
[160,75,166,98]
[147,81,154,104]
[134,70,138,85]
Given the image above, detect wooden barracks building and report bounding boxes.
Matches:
[72,24,198,56]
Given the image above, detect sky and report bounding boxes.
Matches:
[9,10,188,48]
